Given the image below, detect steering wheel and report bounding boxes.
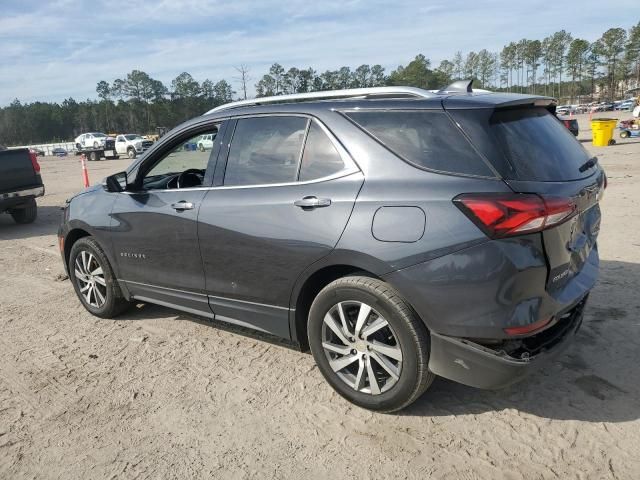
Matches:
[176,169,203,189]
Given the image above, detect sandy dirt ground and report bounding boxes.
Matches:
[1,113,639,479]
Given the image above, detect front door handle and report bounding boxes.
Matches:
[294,196,331,209]
[171,201,195,211]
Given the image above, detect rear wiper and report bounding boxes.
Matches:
[579,156,598,173]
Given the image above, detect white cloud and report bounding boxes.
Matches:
[0,0,635,104]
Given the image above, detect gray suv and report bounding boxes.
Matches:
[59,82,604,412]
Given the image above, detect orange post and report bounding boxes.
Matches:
[80,154,90,187]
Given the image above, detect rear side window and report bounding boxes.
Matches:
[299,122,346,181]
[453,108,592,181]
[224,116,308,186]
[344,110,494,177]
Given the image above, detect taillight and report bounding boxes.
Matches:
[454,193,577,238]
[29,151,41,173]
[504,317,552,336]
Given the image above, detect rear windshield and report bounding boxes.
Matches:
[344,110,495,177]
[453,107,593,182]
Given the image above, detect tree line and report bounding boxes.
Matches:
[1,23,638,146]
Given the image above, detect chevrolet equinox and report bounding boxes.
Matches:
[59,82,604,412]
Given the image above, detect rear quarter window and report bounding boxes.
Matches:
[343,110,495,177]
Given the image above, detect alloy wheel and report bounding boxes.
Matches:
[321,301,403,395]
[74,250,107,308]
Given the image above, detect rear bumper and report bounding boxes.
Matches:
[0,185,44,210]
[428,295,587,389]
[384,235,598,339]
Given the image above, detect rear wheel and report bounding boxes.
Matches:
[69,237,132,318]
[88,151,99,162]
[9,198,37,224]
[308,276,434,412]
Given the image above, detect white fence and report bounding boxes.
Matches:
[14,142,76,155]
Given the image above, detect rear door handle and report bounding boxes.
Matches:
[294,196,331,209]
[171,201,195,211]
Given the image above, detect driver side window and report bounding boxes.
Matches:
[143,127,218,190]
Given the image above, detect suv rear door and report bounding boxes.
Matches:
[197,114,363,338]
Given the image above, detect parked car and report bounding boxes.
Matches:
[555,105,570,115]
[31,148,45,157]
[51,147,68,157]
[115,134,154,159]
[58,83,605,412]
[197,133,216,151]
[616,99,636,111]
[74,132,110,150]
[0,148,44,224]
[558,115,579,136]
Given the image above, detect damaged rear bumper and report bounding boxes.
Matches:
[428,296,587,389]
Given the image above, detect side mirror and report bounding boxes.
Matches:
[103,171,128,192]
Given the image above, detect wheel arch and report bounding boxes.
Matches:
[290,262,383,351]
[63,228,91,269]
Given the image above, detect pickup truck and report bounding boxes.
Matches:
[115,134,154,159]
[0,147,45,224]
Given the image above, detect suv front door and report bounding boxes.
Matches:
[197,115,363,337]
[110,122,223,317]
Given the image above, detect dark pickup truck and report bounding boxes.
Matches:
[0,147,45,224]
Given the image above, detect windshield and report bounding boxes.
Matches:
[92,133,107,138]
[125,135,142,140]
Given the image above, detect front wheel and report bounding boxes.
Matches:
[620,130,630,139]
[308,276,434,412]
[127,148,136,159]
[69,237,132,318]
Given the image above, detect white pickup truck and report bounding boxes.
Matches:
[115,134,154,159]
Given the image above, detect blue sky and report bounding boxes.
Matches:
[0,0,636,105]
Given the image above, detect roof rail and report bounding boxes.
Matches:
[204,86,436,114]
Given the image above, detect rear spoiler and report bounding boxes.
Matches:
[442,93,557,114]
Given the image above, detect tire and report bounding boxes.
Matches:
[93,141,99,149]
[69,237,132,318]
[127,148,136,159]
[9,198,37,224]
[89,151,99,162]
[620,130,630,139]
[198,143,205,152]
[308,276,434,412]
